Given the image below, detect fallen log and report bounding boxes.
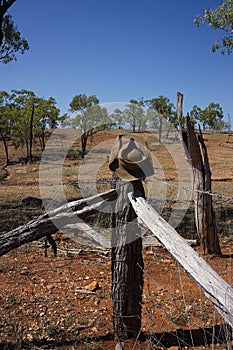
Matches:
[0,189,117,257]
[129,191,233,329]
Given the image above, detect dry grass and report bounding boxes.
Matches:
[0,129,233,349]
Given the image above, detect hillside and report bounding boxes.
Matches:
[0,129,233,349]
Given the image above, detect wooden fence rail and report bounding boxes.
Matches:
[1,188,233,331]
[129,190,233,329]
[0,189,117,256]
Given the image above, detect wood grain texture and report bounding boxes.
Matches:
[129,192,233,328]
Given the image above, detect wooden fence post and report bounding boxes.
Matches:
[185,116,221,255]
[176,91,221,255]
[111,179,145,342]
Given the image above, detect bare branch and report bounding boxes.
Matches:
[0,0,16,15]
[0,189,117,256]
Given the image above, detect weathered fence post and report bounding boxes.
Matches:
[198,127,221,254]
[109,135,154,346]
[176,92,221,255]
[111,179,145,341]
[186,117,221,255]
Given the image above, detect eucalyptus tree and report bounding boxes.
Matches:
[85,104,110,127]
[146,96,175,143]
[129,98,147,132]
[194,0,233,55]
[0,90,15,165]
[69,94,101,158]
[11,89,36,161]
[190,103,224,130]
[0,1,29,63]
[110,108,126,128]
[205,102,224,129]
[124,99,146,132]
[11,90,61,161]
[69,94,99,133]
[0,0,16,46]
[33,97,61,151]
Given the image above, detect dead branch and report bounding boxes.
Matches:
[0,189,117,257]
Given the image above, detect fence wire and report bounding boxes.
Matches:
[1,132,233,349]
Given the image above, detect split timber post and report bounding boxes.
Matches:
[111,179,145,342]
[176,92,221,255]
[185,117,221,255]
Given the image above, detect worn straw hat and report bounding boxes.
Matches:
[109,135,154,181]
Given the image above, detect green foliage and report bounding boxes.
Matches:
[71,104,110,132]
[146,96,175,142]
[72,105,111,132]
[0,15,29,63]
[110,108,126,127]
[0,91,15,136]
[0,89,61,162]
[146,96,175,120]
[69,94,99,133]
[194,0,233,55]
[124,99,147,132]
[0,90,17,164]
[190,102,224,130]
[69,94,99,114]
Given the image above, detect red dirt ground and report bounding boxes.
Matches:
[0,130,233,349]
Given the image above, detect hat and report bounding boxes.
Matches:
[109,135,154,181]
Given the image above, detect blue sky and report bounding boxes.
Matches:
[1,0,232,121]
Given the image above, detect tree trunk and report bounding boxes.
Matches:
[111,180,145,341]
[158,117,162,143]
[81,132,88,159]
[25,139,29,160]
[0,128,10,165]
[186,117,221,255]
[41,126,46,151]
[0,13,3,46]
[29,103,34,163]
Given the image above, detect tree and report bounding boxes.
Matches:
[190,103,224,130]
[33,97,61,151]
[0,90,15,165]
[0,1,29,63]
[69,94,99,133]
[60,114,71,128]
[124,99,146,132]
[70,94,102,158]
[110,108,125,128]
[146,96,175,143]
[10,89,36,161]
[194,0,233,55]
[0,0,16,45]
[129,98,147,131]
[205,102,224,129]
[9,90,61,160]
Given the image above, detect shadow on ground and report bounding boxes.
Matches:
[1,324,232,349]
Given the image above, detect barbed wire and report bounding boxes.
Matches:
[62,178,233,203]
[2,176,233,203]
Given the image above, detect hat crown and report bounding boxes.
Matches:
[122,147,144,163]
[109,135,154,181]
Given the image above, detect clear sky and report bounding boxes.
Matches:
[1,0,232,121]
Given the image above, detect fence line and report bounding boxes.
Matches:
[1,177,233,203]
